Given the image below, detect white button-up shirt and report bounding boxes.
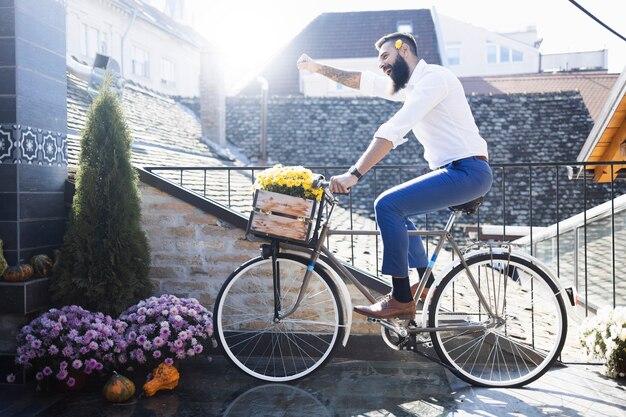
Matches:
[360,59,488,170]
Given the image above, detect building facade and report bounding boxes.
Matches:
[66,0,206,97]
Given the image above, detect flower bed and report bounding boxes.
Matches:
[10,295,215,391]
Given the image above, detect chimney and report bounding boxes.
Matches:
[199,46,225,147]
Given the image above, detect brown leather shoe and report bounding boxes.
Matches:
[353,294,416,319]
[411,284,429,300]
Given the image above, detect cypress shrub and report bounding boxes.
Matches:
[51,81,152,316]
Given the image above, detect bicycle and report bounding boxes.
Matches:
[213,176,577,387]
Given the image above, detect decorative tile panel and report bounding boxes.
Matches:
[0,124,67,166]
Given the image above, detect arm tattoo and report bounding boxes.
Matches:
[318,65,361,90]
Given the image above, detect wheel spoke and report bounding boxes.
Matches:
[215,256,342,382]
[429,253,566,387]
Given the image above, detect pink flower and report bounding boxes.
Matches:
[152,350,162,359]
[193,345,203,354]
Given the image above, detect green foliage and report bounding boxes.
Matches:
[50,80,152,316]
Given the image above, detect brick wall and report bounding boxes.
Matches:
[138,182,380,335]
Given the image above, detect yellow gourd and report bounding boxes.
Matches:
[143,363,179,397]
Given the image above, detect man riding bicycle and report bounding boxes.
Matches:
[297,32,493,319]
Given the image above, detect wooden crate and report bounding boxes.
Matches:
[247,190,318,243]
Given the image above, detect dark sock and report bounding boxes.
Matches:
[392,276,413,302]
[417,267,435,288]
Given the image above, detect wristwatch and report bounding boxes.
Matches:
[348,165,363,181]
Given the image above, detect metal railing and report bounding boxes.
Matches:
[145,161,626,315]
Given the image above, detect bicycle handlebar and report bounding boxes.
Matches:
[312,174,349,201]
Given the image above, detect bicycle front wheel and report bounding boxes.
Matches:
[214,254,344,382]
[429,252,567,387]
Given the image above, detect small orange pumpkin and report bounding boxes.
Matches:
[103,371,136,403]
[143,363,179,397]
[2,263,33,282]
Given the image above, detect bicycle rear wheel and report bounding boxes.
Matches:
[214,254,344,382]
[429,252,567,387]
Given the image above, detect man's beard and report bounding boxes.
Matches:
[387,54,410,94]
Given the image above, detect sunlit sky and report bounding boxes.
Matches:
[157,0,626,89]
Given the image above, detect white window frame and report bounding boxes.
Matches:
[446,42,461,66]
[160,57,176,86]
[486,42,497,64]
[487,42,523,64]
[396,20,413,33]
[132,46,150,78]
[80,23,108,60]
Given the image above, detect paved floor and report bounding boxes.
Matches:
[1,338,625,417]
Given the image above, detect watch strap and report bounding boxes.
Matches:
[349,165,363,180]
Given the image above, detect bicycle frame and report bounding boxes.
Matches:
[271,190,500,337]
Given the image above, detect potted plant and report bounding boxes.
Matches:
[579,306,626,379]
[118,295,214,374]
[14,305,128,389]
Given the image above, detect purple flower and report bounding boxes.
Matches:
[31,339,42,349]
[43,367,52,376]
[153,350,162,359]
[6,374,15,383]
[36,372,44,381]
[56,369,68,380]
[59,361,68,370]
[194,345,203,354]
[62,346,74,357]
[66,377,76,387]
[164,357,174,366]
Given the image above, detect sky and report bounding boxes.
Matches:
[171,0,626,89]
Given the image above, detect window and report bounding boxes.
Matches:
[446,42,461,66]
[500,46,510,63]
[396,21,413,33]
[486,42,497,64]
[160,58,175,86]
[132,46,149,77]
[80,23,108,59]
[486,42,523,64]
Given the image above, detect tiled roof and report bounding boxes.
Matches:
[67,73,229,166]
[66,72,256,205]
[460,72,619,122]
[225,92,626,228]
[238,9,441,96]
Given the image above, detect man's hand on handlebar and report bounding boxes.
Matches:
[330,172,358,194]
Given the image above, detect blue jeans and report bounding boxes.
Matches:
[374,157,493,277]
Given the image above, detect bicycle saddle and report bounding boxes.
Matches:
[448,196,484,215]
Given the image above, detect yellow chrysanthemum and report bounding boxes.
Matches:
[253,164,323,201]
